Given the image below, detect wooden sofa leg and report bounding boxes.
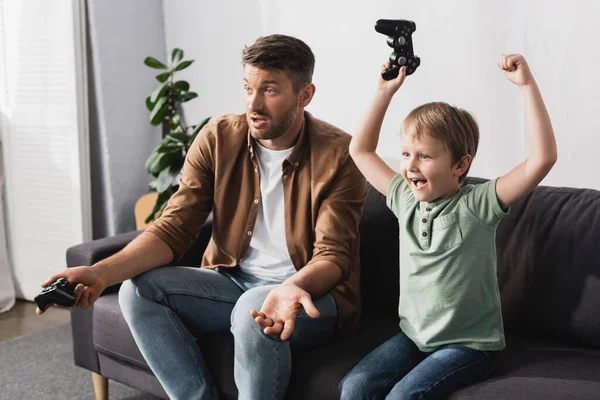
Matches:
[91,372,108,400]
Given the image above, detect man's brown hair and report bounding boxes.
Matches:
[241,34,315,93]
[404,102,479,183]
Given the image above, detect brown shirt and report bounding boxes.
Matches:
[146,111,367,332]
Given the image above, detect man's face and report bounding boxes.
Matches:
[400,126,462,203]
[243,65,300,146]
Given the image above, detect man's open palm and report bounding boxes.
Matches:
[250,284,320,341]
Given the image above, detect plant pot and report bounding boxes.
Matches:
[134,192,158,230]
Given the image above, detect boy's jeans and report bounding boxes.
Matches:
[119,266,337,400]
[339,331,497,400]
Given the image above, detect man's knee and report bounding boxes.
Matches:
[118,270,163,317]
[230,286,275,343]
[118,279,137,319]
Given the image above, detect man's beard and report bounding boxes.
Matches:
[249,102,298,141]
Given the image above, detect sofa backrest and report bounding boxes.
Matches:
[359,178,600,349]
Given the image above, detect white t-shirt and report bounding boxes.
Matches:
[238,142,297,282]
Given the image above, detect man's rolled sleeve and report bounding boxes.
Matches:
[308,152,367,282]
[146,126,215,261]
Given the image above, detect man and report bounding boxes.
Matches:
[38,34,367,400]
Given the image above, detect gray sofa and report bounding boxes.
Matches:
[68,177,600,399]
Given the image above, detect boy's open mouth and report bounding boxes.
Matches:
[409,178,428,189]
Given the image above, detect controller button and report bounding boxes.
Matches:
[398,57,406,66]
[397,37,406,46]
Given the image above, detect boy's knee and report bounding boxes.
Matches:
[387,379,424,400]
[339,372,379,400]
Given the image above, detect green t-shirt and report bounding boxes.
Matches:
[387,174,508,352]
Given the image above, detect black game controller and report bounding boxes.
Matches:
[375,19,421,80]
[35,278,76,311]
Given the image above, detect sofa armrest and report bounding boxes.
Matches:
[68,230,142,374]
[68,220,213,375]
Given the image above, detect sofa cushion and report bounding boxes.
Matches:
[93,293,150,371]
[359,183,400,316]
[451,336,600,399]
[494,184,600,348]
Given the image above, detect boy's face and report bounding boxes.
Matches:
[400,127,462,203]
[243,65,302,149]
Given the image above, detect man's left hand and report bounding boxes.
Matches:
[250,284,320,341]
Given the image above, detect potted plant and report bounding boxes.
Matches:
[137,48,210,228]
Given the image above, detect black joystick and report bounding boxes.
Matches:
[375,19,421,80]
[35,278,76,311]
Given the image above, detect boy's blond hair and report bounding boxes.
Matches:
[404,102,479,183]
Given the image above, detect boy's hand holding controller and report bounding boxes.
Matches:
[36,266,108,314]
[378,62,407,98]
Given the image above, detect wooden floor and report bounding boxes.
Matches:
[0,299,71,342]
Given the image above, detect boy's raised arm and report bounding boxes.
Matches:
[496,54,558,210]
[350,63,407,195]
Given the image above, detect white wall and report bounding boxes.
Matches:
[164,0,599,190]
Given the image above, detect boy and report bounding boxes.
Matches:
[339,54,557,399]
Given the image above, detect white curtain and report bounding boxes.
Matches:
[0,142,15,312]
[0,0,92,303]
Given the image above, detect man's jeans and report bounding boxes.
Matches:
[339,332,497,400]
[118,266,337,400]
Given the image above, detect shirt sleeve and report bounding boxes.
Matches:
[307,152,367,282]
[386,173,411,218]
[145,125,215,261]
[463,178,508,227]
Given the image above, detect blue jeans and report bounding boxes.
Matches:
[118,266,337,400]
[339,332,498,400]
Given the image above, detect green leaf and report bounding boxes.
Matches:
[188,117,210,144]
[149,97,169,125]
[145,150,182,176]
[167,132,190,144]
[181,92,198,102]
[197,116,211,129]
[144,149,161,174]
[150,81,168,103]
[174,60,194,71]
[156,71,171,83]
[156,142,184,154]
[145,96,154,111]
[144,56,168,70]
[169,113,181,130]
[155,165,181,193]
[173,80,190,92]
[171,48,184,65]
